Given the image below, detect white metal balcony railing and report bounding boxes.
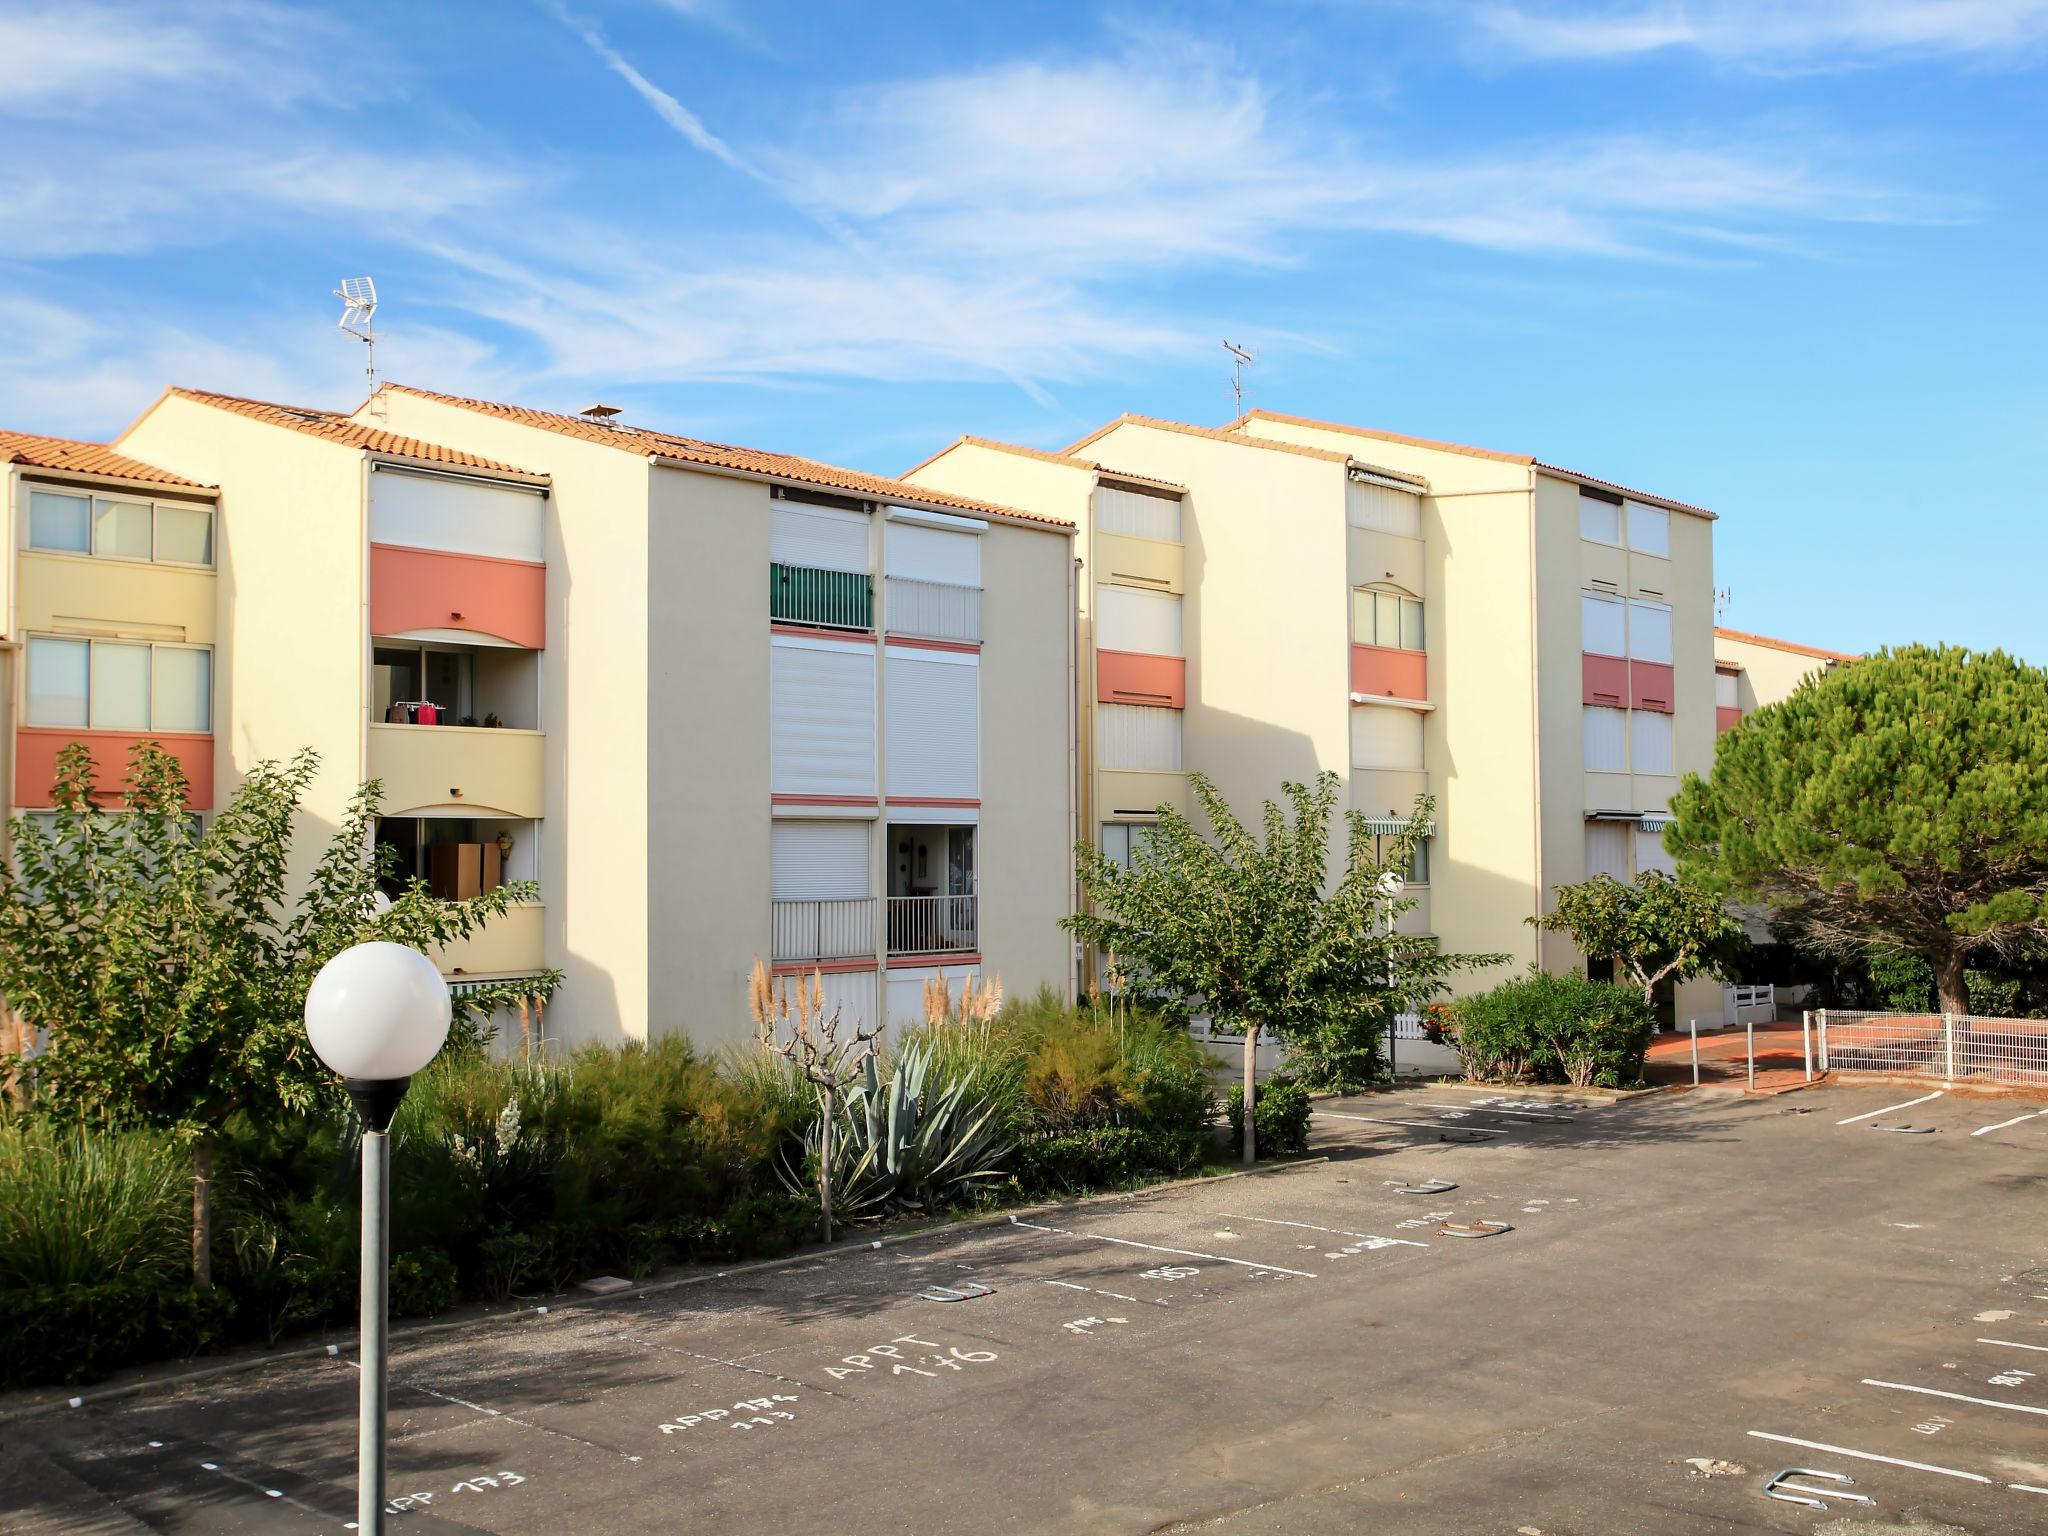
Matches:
[887,893,978,957]
[884,577,981,644]
[771,897,878,964]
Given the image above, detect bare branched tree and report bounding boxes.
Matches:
[750,960,882,1243]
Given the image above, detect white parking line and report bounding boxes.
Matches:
[1979,1338,2048,1354]
[1863,1379,2048,1418]
[1217,1213,1427,1247]
[1315,1112,1507,1137]
[1416,1102,1571,1121]
[1746,1431,1991,1483]
[1009,1218,1319,1278]
[1836,1090,1944,1126]
[1972,1108,2048,1137]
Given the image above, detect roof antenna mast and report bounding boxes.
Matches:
[1715,586,1732,622]
[335,277,379,389]
[1223,339,1255,414]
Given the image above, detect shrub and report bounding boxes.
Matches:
[390,1250,459,1318]
[0,1122,191,1289]
[1012,1126,1207,1194]
[1226,1078,1311,1157]
[0,1275,236,1388]
[1448,970,1654,1087]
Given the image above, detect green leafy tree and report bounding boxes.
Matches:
[1531,871,1746,1008]
[0,742,557,1283]
[1063,774,1501,1163]
[1669,644,2048,1016]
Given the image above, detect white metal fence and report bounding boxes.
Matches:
[884,577,981,643]
[1816,1009,2048,1087]
[771,897,877,963]
[886,893,978,957]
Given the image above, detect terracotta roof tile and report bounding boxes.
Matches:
[0,430,211,489]
[1064,414,1427,487]
[1230,406,1713,518]
[1714,627,1859,664]
[902,434,1186,495]
[379,386,1072,531]
[169,389,546,481]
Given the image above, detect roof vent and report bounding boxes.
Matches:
[579,403,623,424]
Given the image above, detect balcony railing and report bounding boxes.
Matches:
[887,893,978,957]
[771,897,878,963]
[884,577,981,643]
[771,563,872,631]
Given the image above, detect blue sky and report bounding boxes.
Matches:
[5,1,2045,658]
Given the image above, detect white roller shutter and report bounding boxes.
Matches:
[1630,710,1673,774]
[1715,671,1738,709]
[885,521,981,586]
[1098,703,1182,771]
[1096,584,1182,656]
[1095,486,1181,541]
[1348,481,1421,538]
[369,468,545,562]
[1628,600,1673,663]
[1582,706,1627,772]
[1350,706,1423,770]
[1581,592,1626,656]
[1578,493,1621,546]
[1634,829,1677,877]
[819,969,879,1035]
[772,503,870,573]
[1625,501,1670,556]
[772,820,871,899]
[770,638,875,796]
[885,647,978,798]
[1584,821,1631,881]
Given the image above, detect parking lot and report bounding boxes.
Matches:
[6,1079,2048,1534]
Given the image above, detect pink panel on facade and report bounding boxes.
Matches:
[16,728,214,811]
[1716,706,1741,736]
[1350,644,1427,701]
[370,543,545,650]
[1630,660,1675,715]
[1097,649,1186,708]
[1581,652,1628,708]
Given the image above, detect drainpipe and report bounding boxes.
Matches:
[1526,465,1545,971]
[1067,543,1080,1003]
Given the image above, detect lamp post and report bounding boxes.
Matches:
[304,942,451,1536]
[1376,870,1404,1080]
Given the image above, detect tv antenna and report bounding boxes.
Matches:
[335,276,379,387]
[1714,586,1732,622]
[1223,339,1255,413]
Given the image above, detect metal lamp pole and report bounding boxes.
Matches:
[306,943,452,1536]
[1378,871,1404,1081]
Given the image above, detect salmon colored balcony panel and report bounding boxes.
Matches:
[1582,652,1628,708]
[1350,644,1427,701]
[1630,660,1675,715]
[1716,706,1741,736]
[16,728,213,811]
[371,543,544,650]
[1097,650,1186,708]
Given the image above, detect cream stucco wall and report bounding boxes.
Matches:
[15,550,217,646]
[976,515,1076,1006]
[1715,632,1842,712]
[359,391,653,1045]
[116,396,367,896]
[1531,473,1590,978]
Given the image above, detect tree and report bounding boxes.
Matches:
[1063,774,1500,1164]
[749,961,881,1244]
[0,742,556,1284]
[1668,644,2048,1016]
[1530,871,1745,1009]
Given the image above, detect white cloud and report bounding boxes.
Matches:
[0,2,339,116]
[1466,1,2048,67]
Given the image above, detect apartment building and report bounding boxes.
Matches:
[1714,626,1857,729]
[907,408,1725,1027]
[99,386,1075,1047]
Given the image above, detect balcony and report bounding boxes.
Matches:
[434,900,545,979]
[367,721,543,819]
[370,544,544,650]
[14,728,213,810]
[771,897,878,964]
[1350,644,1427,702]
[887,894,978,958]
[884,576,980,643]
[771,563,872,632]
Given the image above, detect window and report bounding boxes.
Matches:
[1625,501,1670,557]
[28,490,89,553]
[1100,822,1158,870]
[1096,485,1182,541]
[1097,703,1182,771]
[23,489,215,566]
[1584,820,1631,880]
[1630,710,1673,774]
[1351,705,1424,770]
[770,637,876,797]
[1581,591,1626,656]
[374,644,475,723]
[1348,479,1421,538]
[25,637,210,732]
[1403,835,1431,885]
[1352,588,1424,651]
[1635,828,1676,877]
[1096,584,1183,656]
[1579,491,1621,545]
[1582,706,1627,772]
[1715,671,1738,710]
[1627,599,1673,664]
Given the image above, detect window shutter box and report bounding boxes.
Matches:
[771,504,870,573]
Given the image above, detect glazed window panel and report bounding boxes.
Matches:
[27,490,90,553]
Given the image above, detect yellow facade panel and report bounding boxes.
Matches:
[368,722,544,820]
[436,901,545,978]
[1584,772,1632,812]
[1096,768,1187,821]
[1093,530,1183,595]
[17,551,217,644]
[1629,551,1674,603]
[1578,539,1626,596]
[1348,526,1425,595]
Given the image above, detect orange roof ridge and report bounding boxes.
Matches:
[903,434,1186,495]
[377,385,1072,531]
[168,388,544,480]
[0,429,211,489]
[1715,626,1860,663]
[1063,413,1426,485]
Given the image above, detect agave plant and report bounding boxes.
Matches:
[778,1037,1013,1219]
